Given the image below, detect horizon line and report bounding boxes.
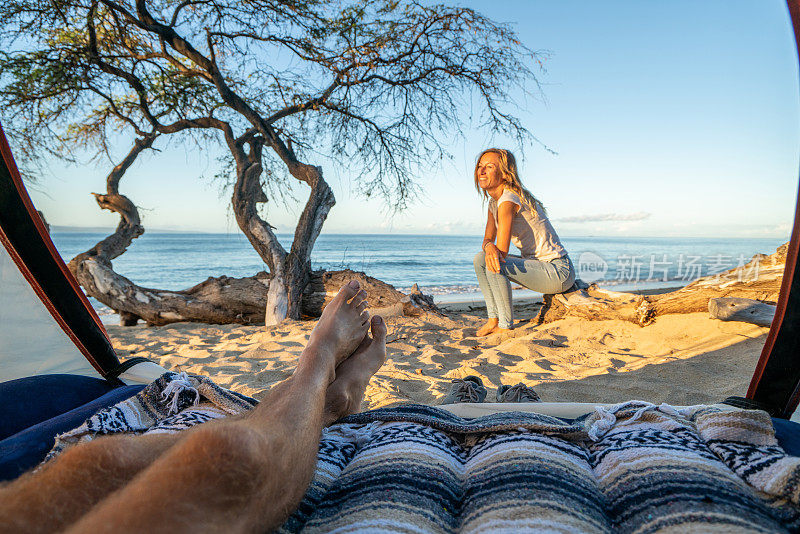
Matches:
[50,226,789,241]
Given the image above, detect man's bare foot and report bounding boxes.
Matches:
[324,315,387,425]
[476,318,499,336]
[303,280,371,380]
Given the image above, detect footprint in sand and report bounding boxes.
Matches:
[599,332,616,345]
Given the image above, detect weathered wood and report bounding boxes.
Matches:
[72,259,438,326]
[535,243,787,327]
[118,310,140,326]
[226,135,290,325]
[71,256,272,326]
[283,162,336,323]
[709,297,776,327]
[225,133,338,325]
[66,135,272,326]
[301,271,441,319]
[634,245,785,325]
[68,135,402,327]
[535,282,644,325]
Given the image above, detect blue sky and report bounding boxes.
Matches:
[26,0,800,238]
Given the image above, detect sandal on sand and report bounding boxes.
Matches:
[440,376,487,404]
[496,383,541,403]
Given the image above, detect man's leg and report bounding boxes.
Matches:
[0,378,297,534]
[325,316,387,425]
[0,280,383,534]
[65,280,378,533]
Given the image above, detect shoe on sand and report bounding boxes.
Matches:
[440,376,487,404]
[496,383,541,403]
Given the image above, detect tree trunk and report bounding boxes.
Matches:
[535,243,787,327]
[68,136,153,323]
[226,132,336,325]
[265,274,289,326]
[67,135,428,327]
[226,135,291,325]
[283,162,335,320]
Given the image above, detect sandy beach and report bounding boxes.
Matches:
[106,294,770,408]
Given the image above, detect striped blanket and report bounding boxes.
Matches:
[47,373,800,533]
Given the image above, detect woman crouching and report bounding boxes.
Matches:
[474,148,576,336]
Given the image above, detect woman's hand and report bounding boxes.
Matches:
[484,243,506,274]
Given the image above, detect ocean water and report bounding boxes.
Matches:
[51,232,786,311]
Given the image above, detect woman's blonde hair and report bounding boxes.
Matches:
[473,148,546,215]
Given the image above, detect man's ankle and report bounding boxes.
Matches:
[295,341,336,386]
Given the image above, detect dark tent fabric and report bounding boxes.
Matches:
[746,0,800,419]
[0,121,169,481]
[0,123,121,382]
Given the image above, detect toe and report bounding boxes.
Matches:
[350,289,367,306]
[370,315,387,341]
[336,280,360,302]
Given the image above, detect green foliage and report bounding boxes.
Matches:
[0,0,544,205]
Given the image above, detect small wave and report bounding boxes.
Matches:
[370,260,427,267]
[398,284,480,295]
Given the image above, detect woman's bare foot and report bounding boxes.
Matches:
[476,318,499,337]
[489,326,511,335]
[302,280,371,382]
[324,315,387,425]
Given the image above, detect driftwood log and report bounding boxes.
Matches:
[708,297,776,327]
[72,262,438,327]
[70,259,274,326]
[535,243,787,327]
[302,272,438,319]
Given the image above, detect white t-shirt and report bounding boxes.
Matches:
[488,190,567,261]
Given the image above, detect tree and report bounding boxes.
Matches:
[0,0,545,324]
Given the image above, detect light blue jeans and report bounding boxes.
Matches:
[473,252,576,329]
